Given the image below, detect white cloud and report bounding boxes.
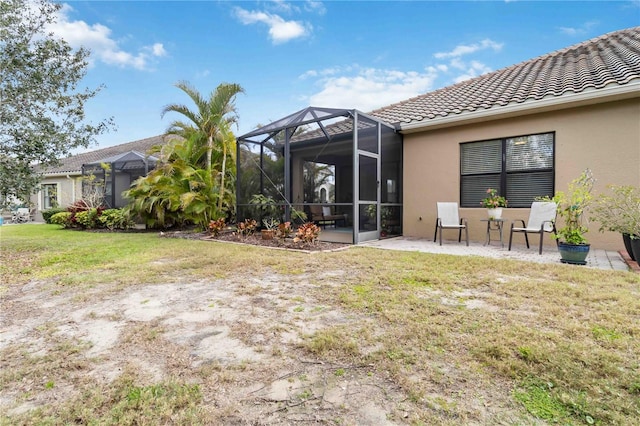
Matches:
[434,38,504,59]
[303,67,440,112]
[234,7,310,44]
[299,66,352,80]
[305,1,327,15]
[45,3,166,70]
[558,21,598,36]
[150,43,167,57]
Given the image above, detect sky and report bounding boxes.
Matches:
[44,0,640,150]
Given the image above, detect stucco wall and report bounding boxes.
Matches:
[30,174,82,221]
[402,98,640,251]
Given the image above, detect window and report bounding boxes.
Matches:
[460,132,554,208]
[42,183,58,209]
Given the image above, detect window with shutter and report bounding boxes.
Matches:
[460,132,554,208]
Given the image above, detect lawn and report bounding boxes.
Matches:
[1,224,639,425]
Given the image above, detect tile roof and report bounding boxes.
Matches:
[369,26,640,127]
[41,134,169,175]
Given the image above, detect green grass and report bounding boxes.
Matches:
[0,224,291,289]
[2,224,640,424]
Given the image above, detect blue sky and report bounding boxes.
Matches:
[48,1,640,150]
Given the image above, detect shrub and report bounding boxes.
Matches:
[291,208,307,224]
[66,199,92,214]
[208,218,226,236]
[42,207,66,224]
[75,208,101,229]
[98,209,135,230]
[294,222,321,244]
[236,219,257,237]
[50,212,72,228]
[277,221,293,239]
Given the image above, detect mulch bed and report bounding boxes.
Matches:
[161,229,351,253]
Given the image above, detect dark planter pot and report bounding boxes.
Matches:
[558,242,590,265]
[623,233,637,261]
[629,236,640,267]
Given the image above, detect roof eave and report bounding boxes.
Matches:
[41,171,82,177]
[398,81,640,134]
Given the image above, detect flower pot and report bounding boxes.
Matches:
[487,208,503,220]
[558,242,590,265]
[629,236,640,267]
[261,229,275,240]
[622,233,636,261]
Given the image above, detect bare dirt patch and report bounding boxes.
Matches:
[1,265,410,424]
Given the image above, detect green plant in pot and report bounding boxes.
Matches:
[591,184,640,262]
[261,217,279,239]
[541,169,595,265]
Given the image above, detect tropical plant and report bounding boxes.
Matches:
[291,207,307,224]
[74,208,101,229]
[236,219,257,237]
[277,221,293,239]
[42,207,66,224]
[542,169,595,245]
[250,194,281,221]
[161,81,244,215]
[294,222,321,244]
[262,217,279,231]
[124,136,221,229]
[49,211,72,228]
[208,218,226,236]
[97,208,135,230]
[481,188,508,208]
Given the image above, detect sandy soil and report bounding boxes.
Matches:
[0,238,411,424]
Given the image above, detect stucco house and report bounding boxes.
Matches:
[31,135,166,221]
[238,27,640,249]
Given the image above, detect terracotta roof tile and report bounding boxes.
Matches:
[370,27,640,126]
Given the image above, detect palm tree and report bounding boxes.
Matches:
[161,81,244,213]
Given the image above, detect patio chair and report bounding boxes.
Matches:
[309,205,344,228]
[434,202,469,246]
[12,208,31,223]
[508,201,558,254]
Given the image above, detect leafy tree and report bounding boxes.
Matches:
[161,81,244,213]
[0,0,112,205]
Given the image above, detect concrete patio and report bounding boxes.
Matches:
[361,236,631,272]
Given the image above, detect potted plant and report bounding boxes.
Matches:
[545,169,595,265]
[481,188,508,219]
[261,217,279,240]
[591,184,640,262]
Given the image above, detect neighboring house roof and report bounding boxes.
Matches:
[370,26,640,132]
[84,150,159,167]
[40,135,168,176]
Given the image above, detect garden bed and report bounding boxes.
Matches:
[161,229,351,252]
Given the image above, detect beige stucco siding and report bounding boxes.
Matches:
[30,174,82,221]
[402,98,640,250]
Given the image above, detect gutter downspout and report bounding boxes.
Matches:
[66,175,76,205]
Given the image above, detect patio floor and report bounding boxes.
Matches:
[361,236,631,272]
